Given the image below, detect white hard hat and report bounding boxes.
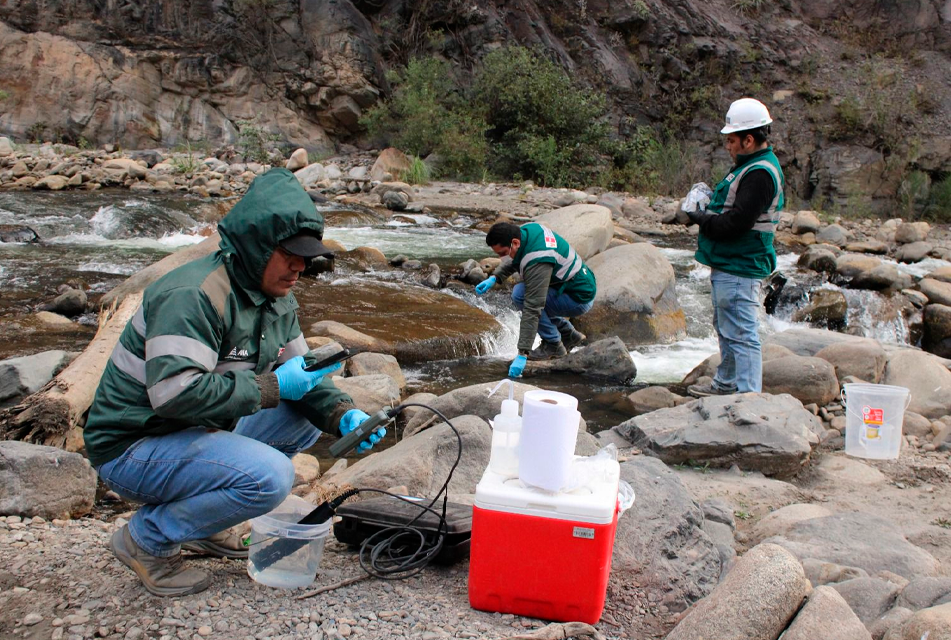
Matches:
[721,98,773,134]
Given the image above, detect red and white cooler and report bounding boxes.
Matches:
[468,456,621,624]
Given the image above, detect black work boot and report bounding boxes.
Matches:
[111,525,212,597]
[182,526,250,559]
[559,327,587,350]
[527,340,568,361]
[686,380,738,398]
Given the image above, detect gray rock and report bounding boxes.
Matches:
[395,392,438,432]
[0,350,74,408]
[817,223,851,247]
[894,221,930,244]
[617,393,821,479]
[767,327,875,357]
[681,343,795,387]
[896,577,951,611]
[524,336,637,384]
[764,512,941,580]
[382,190,409,211]
[831,578,902,625]
[703,520,737,577]
[869,607,913,640]
[575,243,685,345]
[294,162,326,187]
[798,246,838,273]
[665,543,808,640]
[762,355,839,406]
[627,386,689,416]
[0,136,13,156]
[792,289,848,326]
[845,240,889,255]
[802,558,870,586]
[614,456,721,609]
[420,264,441,289]
[837,253,884,279]
[783,586,873,640]
[815,340,887,384]
[882,602,951,640]
[346,353,405,393]
[0,225,40,243]
[896,241,933,263]
[535,204,613,260]
[920,279,951,307]
[37,288,87,317]
[0,441,96,519]
[401,259,422,270]
[882,349,951,419]
[750,504,834,544]
[792,211,821,234]
[327,415,490,497]
[901,412,933,439]
[330,374,401,414]
[851,264,912,291]
[702,498,736,530]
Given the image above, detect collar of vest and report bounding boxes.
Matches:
[733,146,774,168]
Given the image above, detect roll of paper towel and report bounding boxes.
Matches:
[518,389,580,492]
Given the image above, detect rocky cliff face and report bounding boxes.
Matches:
[1,0,949,205]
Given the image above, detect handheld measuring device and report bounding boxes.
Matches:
[304,346,354,372]
[329,407,396,458]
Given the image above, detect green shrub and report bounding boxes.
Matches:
[237,117,280,163]
[400,156,431,185]
[0,89,9,101]
[170,141,202,174]
[26,122,47,143]
[472,46,613,186]
[612,126,704,197]
[927,174,951,222]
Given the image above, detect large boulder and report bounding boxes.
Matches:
[798,245,839,273]
[665,543,809,640]
[894,221,930,244]
[346,352,406,393]
[325,415,491,497]
[309,320,390,353]
[783,586,873,640]
[574,243,686,345]
[535,204,613,260]
[615,393,821,479]
[832,578,903,625]
[896,241,933,264]
[37,288,87,317]
[681,343,795,387]
[851,264,913,291]
[0,350,74,408]
[815,340,888,384]
[369,148,411,182]
[331,374,401,414]
[837,253,884,279]
[627,386,690,416]
[767,327,872,357]
[524,336,637,384]
[897,577,951,611]
[817,223,851,247]
[294,162,327,187]
[750,503,834,543]
[928,266,951,284]
[920,279,951,307]
[615,456,722,609]
[792,211,821,235]
[761,355,839,406]
[882,602,951,640]
[764,512,941,580]
[792,289,848,327]
[0,441,97,519]
[881,349,951,419]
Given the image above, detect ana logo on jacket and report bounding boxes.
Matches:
[226,346,250,360]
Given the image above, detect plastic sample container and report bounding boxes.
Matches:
[247,494,331,589]
[843,383,911,460]
[468,457,621,624]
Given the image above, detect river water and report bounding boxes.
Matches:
[2,191,949,433]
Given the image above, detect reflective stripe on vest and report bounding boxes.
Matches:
[721,161,783,233]
[518,227,583,282]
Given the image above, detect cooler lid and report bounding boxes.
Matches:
[474,456,620,524]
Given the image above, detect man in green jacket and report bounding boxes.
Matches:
[685,98,785,397]
[84,168,384,596]
[475,222,597,377]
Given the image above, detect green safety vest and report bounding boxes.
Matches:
[695,147,785,280]
[514,223,596,304]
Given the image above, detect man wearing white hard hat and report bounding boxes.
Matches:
[684,98,785,397]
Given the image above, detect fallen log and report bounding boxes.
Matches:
[0,234,222,450]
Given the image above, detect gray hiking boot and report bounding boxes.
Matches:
[182,526,250,559]
[559,327,587,350]
[111,525,212,597]
[686,380,737,398]
[527,340,568,361]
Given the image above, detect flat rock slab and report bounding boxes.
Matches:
[0,441,96,519]
[764,512,941,580]
[616,393,821,479]
[783,586,872,640]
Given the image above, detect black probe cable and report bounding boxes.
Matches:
[248,402,464,580]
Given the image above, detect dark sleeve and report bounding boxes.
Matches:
[517,263,553,353]
[493,257,517,281]
[689,169,775,242]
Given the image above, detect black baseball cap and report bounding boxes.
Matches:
[279,230,334,259]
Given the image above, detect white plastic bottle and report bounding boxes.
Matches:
[488,379,522,477]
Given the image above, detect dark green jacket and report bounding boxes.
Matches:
[695,147,785,279]
[493,223,596,351]
[84,168,352,467]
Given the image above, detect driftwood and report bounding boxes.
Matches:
[0,234,222,450]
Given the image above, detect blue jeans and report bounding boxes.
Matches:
[96,402,318,557]
[710,269,763,393]
[511,284,594,344]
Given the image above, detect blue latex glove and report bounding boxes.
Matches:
[508,354,527,378]
[274,356,342,401]
[475,275,496,295]
[339,409,387,454]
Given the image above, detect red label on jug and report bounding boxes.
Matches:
[863,406,884,425]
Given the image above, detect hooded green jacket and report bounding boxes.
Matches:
[83,168,352,467]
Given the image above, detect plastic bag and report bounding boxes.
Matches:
[562,444,619,492]
[681,182,713,213]
[617,480,635,514]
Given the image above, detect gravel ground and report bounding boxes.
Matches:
[0,512,663,640]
